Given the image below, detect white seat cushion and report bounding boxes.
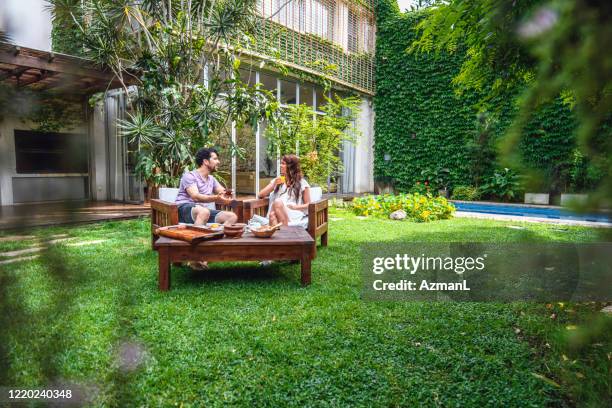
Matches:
[310,186,322,202]
[159,187,179,202]
[160,187,216,210]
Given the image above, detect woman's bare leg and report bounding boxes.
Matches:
[272,199,289,226]
[269,210,278,226]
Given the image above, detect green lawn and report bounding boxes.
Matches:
[0,211,610,407]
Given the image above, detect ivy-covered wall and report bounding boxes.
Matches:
[373,0,578,193]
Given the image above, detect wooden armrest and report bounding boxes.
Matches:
[308,199,329,214]
[150,199,177,212]
[214,198,242,210]
[244,198,269,209]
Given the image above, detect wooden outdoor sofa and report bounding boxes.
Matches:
[150,187,328,252]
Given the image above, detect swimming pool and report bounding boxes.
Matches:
[452,201,612,223]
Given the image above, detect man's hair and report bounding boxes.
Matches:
[195,148,218,167]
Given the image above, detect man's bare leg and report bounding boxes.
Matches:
[192,206,211,225]
[215,211,238,225]
[189,206,211,269]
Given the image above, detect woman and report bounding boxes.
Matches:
[258,154,311,226]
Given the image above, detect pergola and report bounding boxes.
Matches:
[0,42,124,95]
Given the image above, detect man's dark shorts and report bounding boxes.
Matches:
[178,203,222,224]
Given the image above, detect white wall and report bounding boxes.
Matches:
[353,97,374,193]
[0,0,53,51]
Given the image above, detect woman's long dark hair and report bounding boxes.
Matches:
[275,154,303,201]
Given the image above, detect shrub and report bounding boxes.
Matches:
[451,185,481,201]
[479,168,524,202]
[409,181,432,195]
[352,193,455,222]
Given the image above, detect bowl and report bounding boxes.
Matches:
[223,223,246,239]
[251,226,279,238]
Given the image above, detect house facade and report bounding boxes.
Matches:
[0,0,375,206]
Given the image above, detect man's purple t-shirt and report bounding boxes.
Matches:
[175,170,221,205]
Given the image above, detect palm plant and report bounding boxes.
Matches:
[47,0,280,190]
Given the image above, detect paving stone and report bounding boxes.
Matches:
[0,255,39,265]
[66,240,107,247]
[0,235,35,242]
[0,246,43,257]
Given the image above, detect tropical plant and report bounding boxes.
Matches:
[420,167,450,190]
[479,168,524,201]
[48,0,280,190]
[265,94,361,188]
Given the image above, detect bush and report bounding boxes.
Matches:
[479,168,524,202]
[451,185,481,201]
[352,193,455,222]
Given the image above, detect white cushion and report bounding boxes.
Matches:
[159,187,178,203]
[159,187,179,202]
[310,186,322,202]
[159,187,216,209]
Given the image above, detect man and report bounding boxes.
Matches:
[175,148,238,226]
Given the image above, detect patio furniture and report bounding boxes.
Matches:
[242,186,328,252]
[151,187,245,249]
[154,226,315,291]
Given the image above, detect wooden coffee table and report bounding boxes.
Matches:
[153,226,316,291]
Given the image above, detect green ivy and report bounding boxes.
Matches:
[374,0,582,195]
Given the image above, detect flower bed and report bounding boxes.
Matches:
[352,193,455,222]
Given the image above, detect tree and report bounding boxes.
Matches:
[47,0,280,190]
[409,0,611,206]
[265,94,361,189]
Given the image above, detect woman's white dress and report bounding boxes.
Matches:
[267,179,310,226]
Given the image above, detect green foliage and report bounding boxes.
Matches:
[451,185,481,201]
[265,94,361,187]
[374,0,597,198]
[352,193,455,222]
[408,0,537,101]
[406,0,612,207]
[48,0,281,188]
[479,168,524,202]
[0,85,83,132]
[569,148,607,194]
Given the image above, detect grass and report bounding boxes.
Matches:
[0,210,610,407]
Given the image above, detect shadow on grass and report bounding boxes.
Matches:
[175,262,299,287]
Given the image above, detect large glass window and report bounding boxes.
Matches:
[279,78,297,105]
[300,84,314,107]
[259,72,277,94]
[315,86,329,112]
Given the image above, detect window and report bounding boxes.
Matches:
[347,8,359,53]
[273,0,333,41]
[14,130,88,174]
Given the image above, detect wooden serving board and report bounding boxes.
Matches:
[155,225,224,244]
